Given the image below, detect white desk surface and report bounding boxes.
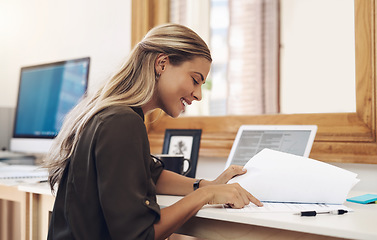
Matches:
[158,192,377,240]
[18,181,52,195]
[17,183,377,240]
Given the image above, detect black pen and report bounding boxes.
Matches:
[295,209,348,216]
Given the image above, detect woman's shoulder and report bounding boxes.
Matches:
[97,105,143,122]
[83,106,145,137]
[94,105,147,139]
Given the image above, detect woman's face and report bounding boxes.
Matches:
[153,56,211,118]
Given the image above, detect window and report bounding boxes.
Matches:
[169,0,279,116]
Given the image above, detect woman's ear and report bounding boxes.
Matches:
[155,54,169,74]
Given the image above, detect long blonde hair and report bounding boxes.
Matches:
[44,23,212,190]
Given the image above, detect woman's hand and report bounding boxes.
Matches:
[199,165,247,188]
[195,165,262,208]
[199,183,263,208]
[154,166,262,240]
[212,165,247,185]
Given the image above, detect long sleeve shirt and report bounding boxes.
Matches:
[48,105,163,240]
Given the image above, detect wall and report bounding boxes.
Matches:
[0,2,131,238]
[0,0,132,108]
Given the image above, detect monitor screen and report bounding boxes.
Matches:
[10,57,90,153]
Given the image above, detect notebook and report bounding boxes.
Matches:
[224,125,317,169]
[347,194,377,204]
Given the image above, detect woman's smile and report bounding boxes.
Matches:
[180,97,191,112]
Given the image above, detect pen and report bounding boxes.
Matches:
[295,209,348,216]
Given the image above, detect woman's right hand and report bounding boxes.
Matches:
[199,183,263,208]
[154,181,262,240]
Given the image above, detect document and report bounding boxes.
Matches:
[225,202,353,213]
[228,149,360,204]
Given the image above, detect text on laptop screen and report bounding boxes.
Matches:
[230,128,315,167]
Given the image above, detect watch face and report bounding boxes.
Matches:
[194,179,202,190]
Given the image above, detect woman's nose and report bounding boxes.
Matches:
[192,87,202,101]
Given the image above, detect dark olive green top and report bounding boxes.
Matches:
[48,106,163,240]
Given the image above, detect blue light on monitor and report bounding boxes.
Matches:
[11,57,89,153]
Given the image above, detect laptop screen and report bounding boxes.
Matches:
[225,125,317,168]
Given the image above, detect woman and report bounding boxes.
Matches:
[45,23,262,240]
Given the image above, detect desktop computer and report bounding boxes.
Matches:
[0,107,35,164]
[1,57,90,164]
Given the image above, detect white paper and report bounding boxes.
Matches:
[228,149,360,204]
[225,202,353,213]
[0,165,48,179]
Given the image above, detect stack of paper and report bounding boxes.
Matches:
[228,149,359,204]
[0,165,48,186]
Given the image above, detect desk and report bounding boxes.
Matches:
[13,183,377,240]
[157,194,377,240]
[0,184,29,240]
[18,183,54,240]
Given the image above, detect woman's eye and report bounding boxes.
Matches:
[192,77,199,85]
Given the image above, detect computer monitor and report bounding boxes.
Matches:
[10,57,90,153]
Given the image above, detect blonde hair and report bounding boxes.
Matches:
[44,23,212,190]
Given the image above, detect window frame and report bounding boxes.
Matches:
[132,0,377,164]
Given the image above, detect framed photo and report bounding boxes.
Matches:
[162,129,202,178]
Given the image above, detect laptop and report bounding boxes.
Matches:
[224,125,317,169]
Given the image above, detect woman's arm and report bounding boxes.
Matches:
[153,187,209,240]
[154,182,262,240]
[154,165,262,240]
[155,165,250,195]
[155,170,195,195]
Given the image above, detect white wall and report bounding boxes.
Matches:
[0,0,132,108]
[280,0,356,114]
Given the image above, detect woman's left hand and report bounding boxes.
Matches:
[200,165,247,188]
[213,165,246,184]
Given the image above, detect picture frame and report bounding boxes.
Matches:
[162,129,202,178]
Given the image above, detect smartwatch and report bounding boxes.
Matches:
[193,179,203,191]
